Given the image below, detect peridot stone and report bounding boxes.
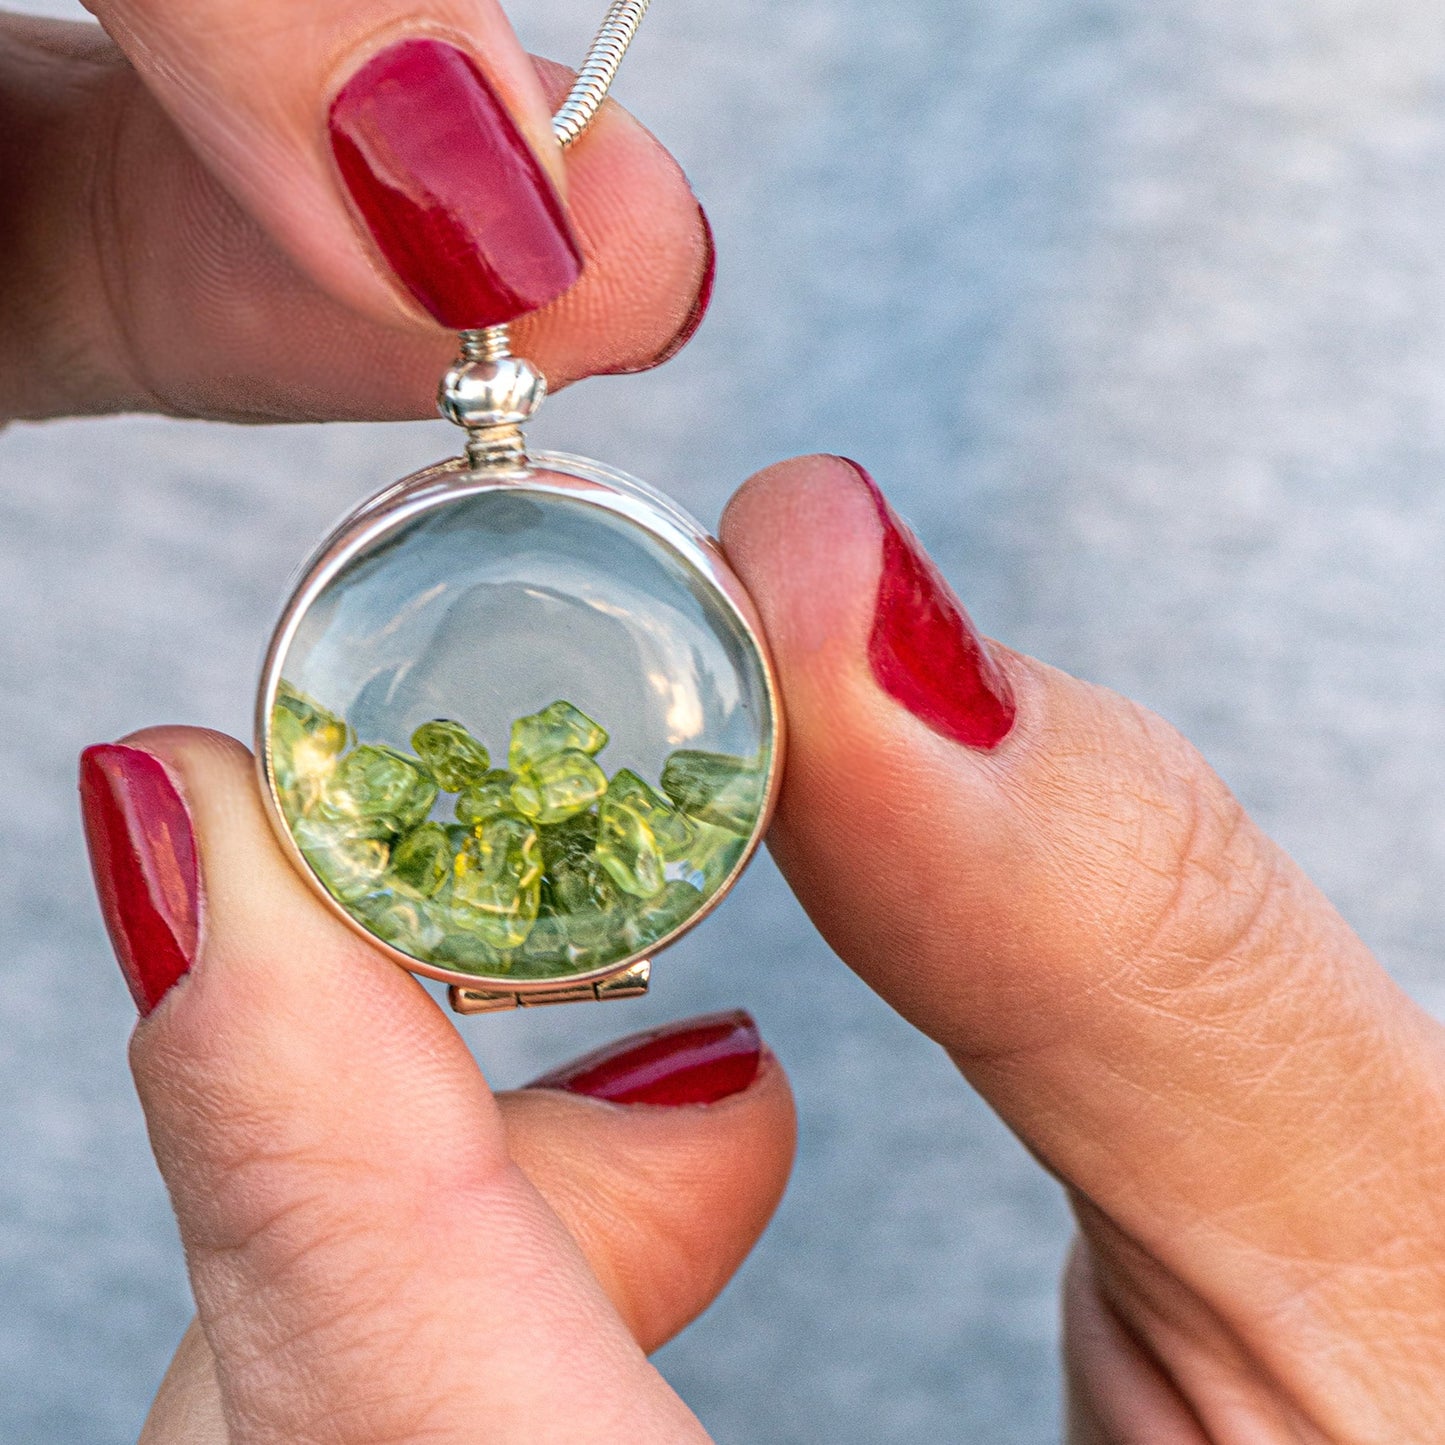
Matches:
[606,769,694,861]
[681,820,749,893]
[432,928,509,975]
[390,821,452,897]
[517,910,568,962]
[456,770,520,825]
[660,750,764,835]
[539,814,617,914]
[596,794,665,899]
[450,814,542,949]
[518,900,619,974]
[515,913,583,974]
[509,700,608,771]
[511,749,608,825]
[323,744,438,837]
[292,814,390,904]
[356,891,447,957]
[273,682,350,756]
[625,879,705,950]
[411,719,490,791]
[271,684,350,815]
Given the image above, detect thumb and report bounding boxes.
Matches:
[722,455,1445,1435]
[139,1013,794,1443]
[81,728,790,1443]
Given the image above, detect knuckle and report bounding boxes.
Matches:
[1091,701,1296,995]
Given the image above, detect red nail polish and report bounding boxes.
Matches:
[848,460,1016,750]
[79,745,200,1017]
[329,38,584,329]
[527,1010,762,1106]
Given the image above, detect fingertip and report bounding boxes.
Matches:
[497,1026,795,1350]
[721,454,883,666]
[114,723,471,1132]
[115,723,251,772]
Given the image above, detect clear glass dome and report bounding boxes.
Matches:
[260,455,778,987]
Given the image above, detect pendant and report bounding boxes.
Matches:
[255,327,782,1012]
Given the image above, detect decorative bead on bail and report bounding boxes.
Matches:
[439,326,547,473]
[255,0,783,1015]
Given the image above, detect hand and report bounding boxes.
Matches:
[87,454,1445,1442]
[724,458,1445,1441]
[43,1,1445,1438]
[85,729,793,1443]
[0,2,709,424]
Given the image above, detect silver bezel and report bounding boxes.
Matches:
[254,450,785,999]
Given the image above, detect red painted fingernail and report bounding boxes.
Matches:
[847,459,1017,750]
[79,745,200,1017]
[329,38,584,329]
[527,1010,762,1106]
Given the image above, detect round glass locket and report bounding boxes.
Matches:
[256,451,782,1000]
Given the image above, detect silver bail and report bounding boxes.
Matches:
[438,326,548,474]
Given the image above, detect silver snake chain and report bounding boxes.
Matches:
[459,0,654,366]
[552,0,654,149]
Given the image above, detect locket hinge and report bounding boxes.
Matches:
[448,957,652,1014]
[438,325,548,475]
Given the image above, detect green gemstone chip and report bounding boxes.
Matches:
[596,794,666,899]
[271,684,350,815]
[356,891,447,957]
[324,744,438,837]
[390,821,453,897]
[625,879,705,950]
[511,749,608,825]
[606,769,694,861]
[411,720,491,792]
[456,770,521,825]
[660,750,764,835]
[540,814,618,914]
[291,814,390,904]
[450,814,543,951]
[271,683,766,979]
[509,700,608,771]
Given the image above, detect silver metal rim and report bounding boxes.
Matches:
[254,450,785,996]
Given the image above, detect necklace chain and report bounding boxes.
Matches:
[553,0,653,150]
[447,0,657,469]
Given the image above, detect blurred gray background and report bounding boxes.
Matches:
[4,0,1445,1438]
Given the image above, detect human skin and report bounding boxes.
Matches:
[8,3,1445,1439]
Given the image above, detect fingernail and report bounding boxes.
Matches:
[608,203,717,374]
[329,38,584,329]
[79,745,200,1017]
[847,459,1017,750]
[526,1009,762,1106]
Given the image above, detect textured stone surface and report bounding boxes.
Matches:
[6,0,1445,1439]
[451,815,544,950]
[661,750,764,835]
[411,720,492,793]
[511,747,609,825]
[276,690,757,973]
[509,699,609,772]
